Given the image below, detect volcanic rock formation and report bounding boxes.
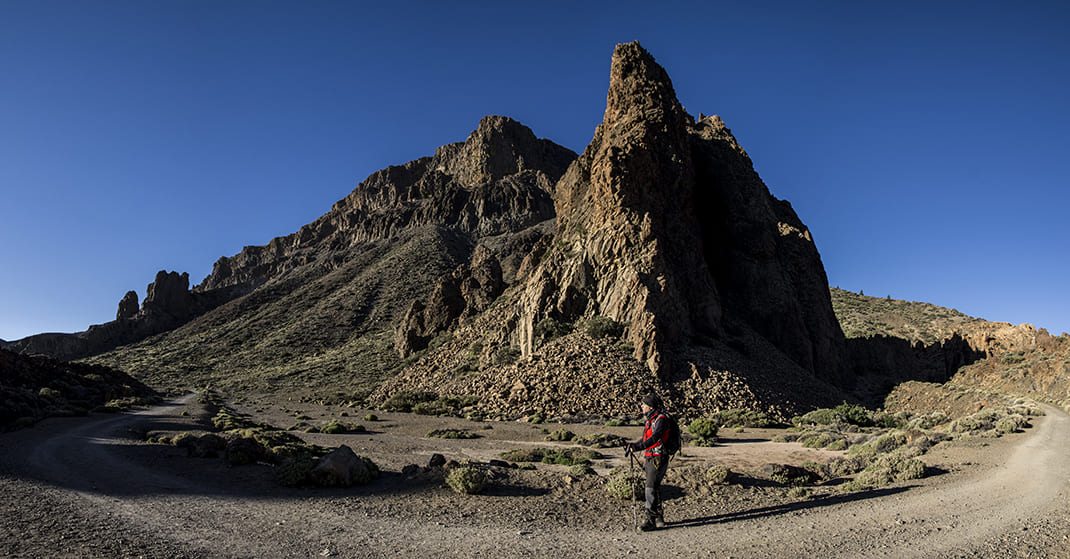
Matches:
[8,271,238,362]
[516,41,848,383]
[196,115,575,294]
[372,42,854,417]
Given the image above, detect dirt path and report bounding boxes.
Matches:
[2,399,1069,558]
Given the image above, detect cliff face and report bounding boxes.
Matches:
[372,42,852,417]
[197,116,575,293]
[515,42,848,383]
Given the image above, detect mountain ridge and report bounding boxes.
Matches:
[11,42,1065,419]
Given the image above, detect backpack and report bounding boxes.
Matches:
[660,413,681,455]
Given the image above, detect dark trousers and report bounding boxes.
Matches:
[644,454,669,513]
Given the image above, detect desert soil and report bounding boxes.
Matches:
[1,395,1069,558]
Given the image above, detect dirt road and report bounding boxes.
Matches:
[2,398,1068,558]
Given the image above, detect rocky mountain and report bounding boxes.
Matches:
[82,116,577,401]
[829,287,1070,409]
[370,42,853,418]
[196,115,574,294]
[6,271,242,362]
[26,41,1062,420]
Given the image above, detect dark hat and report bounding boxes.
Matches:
[642,393,662,409]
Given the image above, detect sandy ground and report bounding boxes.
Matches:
[1,395,1069,558]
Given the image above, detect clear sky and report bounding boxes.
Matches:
[2,1,1067,341]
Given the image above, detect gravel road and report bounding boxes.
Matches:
[2,397,1068,558]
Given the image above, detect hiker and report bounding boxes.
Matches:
[625,393,670,531]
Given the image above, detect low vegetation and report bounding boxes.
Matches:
[446,466,487,494]
[773,398,1043,492]
[500,447,601,466]
[605,466,644,500]
[687,417,719,446]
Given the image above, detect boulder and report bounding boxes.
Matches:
[310,445,379,487]
[427,453,446,468]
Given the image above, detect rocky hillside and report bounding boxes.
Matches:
[6,271,243,362]
[196,115,574,293]
[371,42,852,419]
[77,43,856,419]
[830,287,1070,409]
[85,117,576,401]
[0,348,158,430]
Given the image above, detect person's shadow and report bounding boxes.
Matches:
[663,486,911,529]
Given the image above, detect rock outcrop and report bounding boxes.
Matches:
[116,291,139,320]
[8,270,240,362]
[373,42,853,417]
[394,245,505,358]
[515,42,848,383]
[197,116,575,294]
[0,348,157,429]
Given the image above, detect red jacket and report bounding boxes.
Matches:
[635,411,669,457]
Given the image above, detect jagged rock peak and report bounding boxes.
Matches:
[603,41,691,132]
[518,41,722,373]
[431,115,573,186]
[116,291,139,320]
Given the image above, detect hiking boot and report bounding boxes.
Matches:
[655,512,666,529]
[639,511,658,532]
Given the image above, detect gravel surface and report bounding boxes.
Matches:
[2,396,1068,558]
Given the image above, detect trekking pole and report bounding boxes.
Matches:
[629,451,637,531]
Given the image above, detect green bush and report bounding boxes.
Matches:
[446,467,486,495]
[788,486,811,499]
[793,408,845,426]
[170,432,195,447]
[688,417,719,440]
[833,402,873,427]
[711,409,779,428]
[800,432,837,449]
[500,447,599,466]
[569,464,596,476]
[995,414,1029,434]
[534,317,571,344]
[575,433,627,448]
[905,411,949,430]
[545,429,576,442]
[381,390,438,412]
[705,465,732,485]
[582,317,625,339]
[849,431,906,456]
[275,456,315,486]
[38,387,62,399]
[827,439,849,451]
[605,469,644,500]
[320,420,348,434]
[846,452,926,490]
[870,411,904,429]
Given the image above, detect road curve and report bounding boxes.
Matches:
[2,400,1069,557]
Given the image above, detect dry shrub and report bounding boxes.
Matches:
[705,465,732,485]
[605,468,643,500]
[446,467,486,495]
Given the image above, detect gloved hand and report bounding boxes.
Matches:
[624,443,634,456]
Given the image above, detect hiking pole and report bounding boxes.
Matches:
[629,451,637,531]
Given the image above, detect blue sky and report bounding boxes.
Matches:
[2,1,1067,341]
